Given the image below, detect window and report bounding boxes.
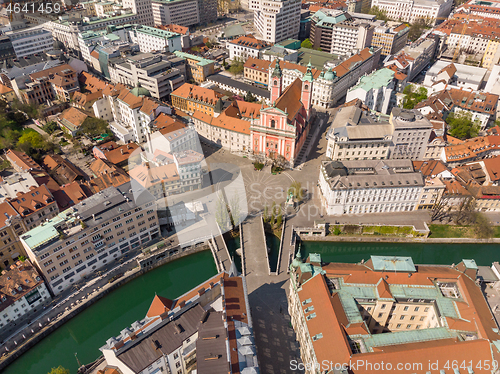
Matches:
[410,315,416,321]
[420,316,425,321]
[174,353,179,359]
[396,323,402,328]
[424,307,429,312]
[377,313,383,318]
[400,315,405,320]
[406,324,411,329]
[414,306,419,312]
[403,306,409,311]
[381,304,386,309]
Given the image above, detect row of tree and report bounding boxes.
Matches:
[431,196,494,238]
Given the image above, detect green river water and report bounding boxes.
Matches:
[3,251,217,374]
[5,241,500,374]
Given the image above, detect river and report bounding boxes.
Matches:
[3,251,217,374]
[300,241,500,266]
[7,241,500,374]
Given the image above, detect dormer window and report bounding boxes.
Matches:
[17,286,22,291]
[11,289,16,295]
[1,296,6,302]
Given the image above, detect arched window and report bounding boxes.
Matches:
[271,119,275,128]
[274,80,278,86]
[304,84,309,90]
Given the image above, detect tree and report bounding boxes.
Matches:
[446,111,480,139]
[229,58,244,75]
[18,255,26,262]
[276,210,282,227]
[263,204,269,223]
[408,18,431,42]
[80,117,111,138]
[454,196,476,226]
[402,85,427,109]
[431,195,452,222]
[43,121,59,134]
[205,40,213,49]
[245,91,256,103]
[474,212,494,239]
[301,38,313,49]
[368,6,389,22]
[17,130,45,150]
[48,367,70,374]
[215,196,230,232]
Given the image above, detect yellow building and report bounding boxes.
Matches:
[170,83,223,115]
[173,51,215,84]
[482,39,500,70]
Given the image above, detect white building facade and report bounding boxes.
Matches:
[250,0,301,43]
[319,159,424,215]
[371,0,453,25]
[151,0,200,27]
[7,26,54,58]
[123,0,155,26]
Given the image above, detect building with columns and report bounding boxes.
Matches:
[250,60,313,165]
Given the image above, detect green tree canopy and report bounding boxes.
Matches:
[47,366,70,374]
[408,18,432,42]
[18,130,46,150]
[368,6,389,22]
[80,117,111,137]
[402,85,428,109]
[446,111,480,139]
[301,38,313,49]
[245,91,256,102]
[43,121,60,134]
[229,58,244,75]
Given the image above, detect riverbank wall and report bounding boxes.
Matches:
[0,245,209,372]
[297,234,500,244]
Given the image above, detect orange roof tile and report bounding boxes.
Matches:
[104,143,141,165]
[171,83,222,104]
[146,295,174,318]
[58,107,88,129]
[228,34,269,50]
[5,149,40,172]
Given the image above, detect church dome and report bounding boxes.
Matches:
[324,67,336,81]
[131,83,151,97]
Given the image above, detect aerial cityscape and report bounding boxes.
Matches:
[0,0,499,372]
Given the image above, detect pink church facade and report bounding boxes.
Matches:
[250,61,314,166]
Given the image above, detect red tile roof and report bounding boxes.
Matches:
[103,143,141,165]
[171,83,222,104]
[5,149,40,172]
[9,185,55,217]
[228,34,269,50]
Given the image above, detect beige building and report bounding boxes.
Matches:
[20,183,159,295]
[0,202,27,270]
[288,254,499,373]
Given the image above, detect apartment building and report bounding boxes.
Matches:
[0,202,27,269]
[98,271,258,374]
[226,34,270,61]
[6,26,53,59]
[319,159,424,215]
[173,51,215,84]
[151,0,200,27]
[423,61,487,92]
[389,108,433,160]
[250,0,301,43]
[130,25,182,54]
[21,183,159,295]
[325,105,393,161]
[45,13,138,53]
[457,0,500,20]
[346,68,397,114]
[12,64,78,105]
[5,149,40,173]
[384,38,437,81]
[372,21,409,55]
[123,0,155,26]
[9,185,59,231]
[192,101,260,154]
[289,254,499,373]
[446,21,500,70]
[0,261,50,329]
[109,52,185,101]
[0,172,38,203]
[371,0,452,25]
[310,9,376,55]
[170,83,223,116]
[244,57,272,87]
[415,87,499,131]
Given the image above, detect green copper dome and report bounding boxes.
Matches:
[130,83,151,97]
[324,67,335,81]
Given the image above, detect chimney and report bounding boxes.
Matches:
[120,149,124,155]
